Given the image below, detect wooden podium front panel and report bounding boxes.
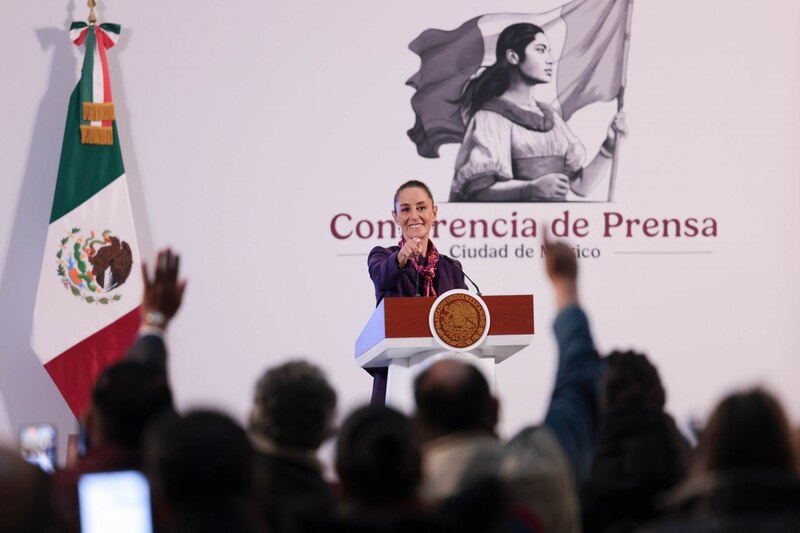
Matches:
[383,297,435,338]
[484,295,535,335]
[381,294,534,338]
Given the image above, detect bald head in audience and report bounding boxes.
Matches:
[414,359,498,441]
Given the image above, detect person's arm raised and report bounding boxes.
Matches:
[141,248,186,330]
[126,248,186,368]
[542,232,602,483]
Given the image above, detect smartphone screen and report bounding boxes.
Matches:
[78,470,154,533]
[19,423,57,474]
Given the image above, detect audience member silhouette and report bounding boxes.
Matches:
[698,388,795,473]
[581,350,690,533]
[144,410,265,533]
[49,248,182,532]
[336,404,422,510]
[499,235,602,533]
[248,360,337,533]
[501,426,578,533]
[0,446,56,533]
[52,359,173,532]
[646,388,800,532]
[793,426,800,471]
[315,404,425,532]
[414,359,504,503]
[327,404,512,533]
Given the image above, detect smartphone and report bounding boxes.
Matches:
[19,423,57,474]
[78,470,154,533]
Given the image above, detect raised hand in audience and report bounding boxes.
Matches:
[127,248,186,368]
[543,230,578,309]
[140,248,186,331]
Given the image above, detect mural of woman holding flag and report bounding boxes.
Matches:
[449,22,626,202]
[407,0,634,202]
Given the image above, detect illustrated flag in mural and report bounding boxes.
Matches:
[407,0,631,158]
[31,22,142,417]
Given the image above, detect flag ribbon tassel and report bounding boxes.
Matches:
[70,22,120,145]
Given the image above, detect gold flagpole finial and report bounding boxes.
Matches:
[87,0,97,25]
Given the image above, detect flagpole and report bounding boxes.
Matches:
[607,0,634,202]
[88,0,97,25]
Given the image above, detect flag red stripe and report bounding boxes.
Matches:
[44,308,140,418]
[96,27,114,127]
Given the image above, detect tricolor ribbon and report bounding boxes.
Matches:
[69,22,121,145]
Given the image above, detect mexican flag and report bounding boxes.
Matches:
[31,22,142,418]
[407,0,632,158]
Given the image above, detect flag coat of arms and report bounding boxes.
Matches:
[407,0,632,158]
[31,22,142,417]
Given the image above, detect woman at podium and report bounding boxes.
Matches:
[368,180,467,304]
[366,180,468,403]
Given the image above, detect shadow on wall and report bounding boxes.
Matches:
[0,15,78,458]
[0,0,159,463]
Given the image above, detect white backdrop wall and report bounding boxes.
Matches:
[2,0,800,464]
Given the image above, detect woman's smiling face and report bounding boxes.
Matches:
[393,186,437,241]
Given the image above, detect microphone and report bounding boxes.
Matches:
[415,255,427,297]
[441,256,482,296]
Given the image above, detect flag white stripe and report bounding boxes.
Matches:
[32,176,141,363]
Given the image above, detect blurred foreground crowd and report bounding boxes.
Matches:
[1,242,799,533]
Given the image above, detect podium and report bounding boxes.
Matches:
[355,294,534,413]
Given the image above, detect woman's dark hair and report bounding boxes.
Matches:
[393,180,434,212]
[460,23,545,117]
[698,388,796,473]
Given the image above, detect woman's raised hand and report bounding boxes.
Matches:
[397,237,424,268]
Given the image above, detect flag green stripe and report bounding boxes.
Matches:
[49,84,124,223]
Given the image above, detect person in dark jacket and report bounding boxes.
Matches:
[581,351,690,533]
[248,360,337,533]
[643,387,800,533]
[144,410,266,533]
